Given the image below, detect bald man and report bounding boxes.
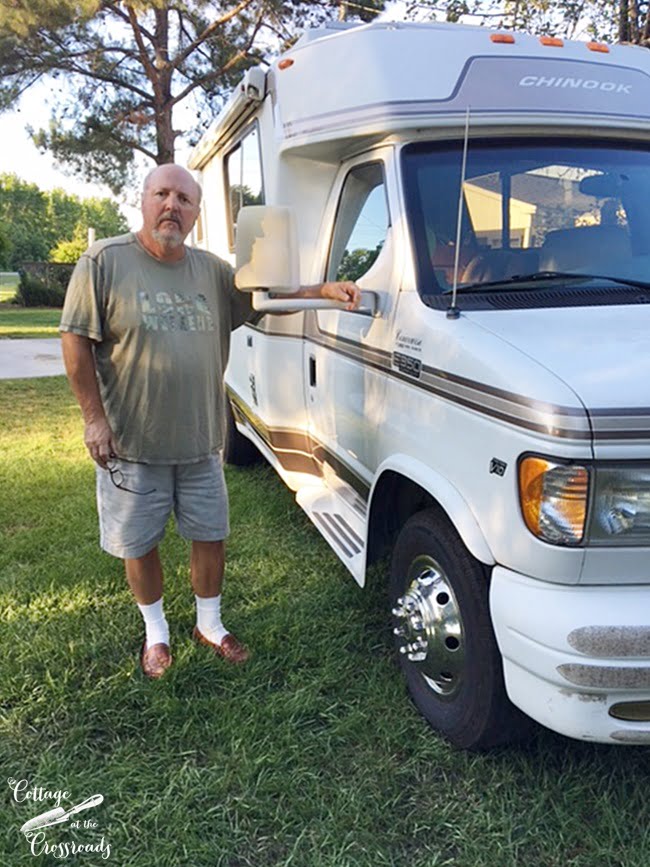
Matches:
[61,164,360,679]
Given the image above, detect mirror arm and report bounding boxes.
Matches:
[252,290,380,317]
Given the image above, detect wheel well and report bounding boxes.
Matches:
[366,471,444,567]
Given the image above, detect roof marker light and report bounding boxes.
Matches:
[278,58,294,70]
[587,41,610,53]
[540,36,564,47]
[490,33,515,44]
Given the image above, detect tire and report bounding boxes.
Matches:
[223,398,262,466]
[390,507,531,750]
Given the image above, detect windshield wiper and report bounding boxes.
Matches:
[455,270,650,293]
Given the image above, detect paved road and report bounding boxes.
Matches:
[0,338,65,379]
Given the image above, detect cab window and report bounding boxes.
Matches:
[327,162,389,282]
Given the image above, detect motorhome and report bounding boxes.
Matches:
[189,21,650,748]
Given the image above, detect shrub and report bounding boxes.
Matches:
[17,270,66,308]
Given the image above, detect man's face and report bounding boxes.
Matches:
[141,166,201,252]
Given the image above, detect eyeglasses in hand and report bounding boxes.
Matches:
[106,459,156,496]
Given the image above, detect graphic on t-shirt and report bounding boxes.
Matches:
[139,291,216,332]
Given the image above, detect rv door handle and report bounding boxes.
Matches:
[309,355,317,387]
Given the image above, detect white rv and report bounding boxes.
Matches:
[189,21,650,749]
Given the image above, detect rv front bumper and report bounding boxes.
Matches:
[490,566,650,744]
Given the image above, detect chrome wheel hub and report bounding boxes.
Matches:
[392,555,465,698]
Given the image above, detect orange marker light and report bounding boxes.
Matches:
[278,58,294,70]
[490,33,515,44]
[540,36,564,47]
[587,41,610,53]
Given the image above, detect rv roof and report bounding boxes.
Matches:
[274,22,650,148]
[189,21,650,169]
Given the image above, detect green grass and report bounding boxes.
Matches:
[0,307,61,339]
[2,378,650,866]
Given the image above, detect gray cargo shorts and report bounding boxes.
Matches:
[96,454,229,559]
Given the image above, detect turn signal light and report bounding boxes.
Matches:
[519,457,589,545]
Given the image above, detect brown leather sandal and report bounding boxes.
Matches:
[140,641,173,679]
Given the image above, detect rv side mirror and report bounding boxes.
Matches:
[235,205,300,294]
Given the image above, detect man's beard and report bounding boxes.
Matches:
[152,220,184,249]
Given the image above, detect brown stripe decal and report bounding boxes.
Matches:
[228,387,370,500]
[306,317,649,443]
[241,319,650,443]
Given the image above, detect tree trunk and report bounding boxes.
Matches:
[629,0,640,42]
[153,8,175,165]
[619,0,630,42]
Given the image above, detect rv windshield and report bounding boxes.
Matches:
[401,138,650,296]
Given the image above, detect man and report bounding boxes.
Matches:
[60,163,360,679]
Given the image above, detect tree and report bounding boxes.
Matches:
[337,242,383,282]
[408,1,650,45]
[0,173,128,267]
[0,1,383,195]
[0,223,11,270]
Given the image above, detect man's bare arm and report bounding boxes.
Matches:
[60,332,117,467]
[297,281,361,310]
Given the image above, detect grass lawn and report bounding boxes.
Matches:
[1,377,649,866]
[0,307,61,339]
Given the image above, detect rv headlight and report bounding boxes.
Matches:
[518,456,589,545]
[588,466,650,546]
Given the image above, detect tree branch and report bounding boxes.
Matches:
[173,0,258,69]
[102,1,156,45]
[106,129,157,162]
[124,3,158,83]
[170,40,259,108]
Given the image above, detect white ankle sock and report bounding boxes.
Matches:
[195,594,229,645]
[137,598,170,649]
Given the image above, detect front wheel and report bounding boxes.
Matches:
[390,508,530,750]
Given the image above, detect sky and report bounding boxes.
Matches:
[0,85,160,230]
[0,5,421,232]
[0,4,594,231]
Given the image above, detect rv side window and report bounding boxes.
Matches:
[224,125,264,249]
[327,162,389,283]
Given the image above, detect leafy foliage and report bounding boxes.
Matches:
[336,243,383,282]
[413,1,650,45]
[16,273,65,308]
[0,1,384,194]
[0,173,128,269]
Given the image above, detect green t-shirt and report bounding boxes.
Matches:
[60,233,252,464]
